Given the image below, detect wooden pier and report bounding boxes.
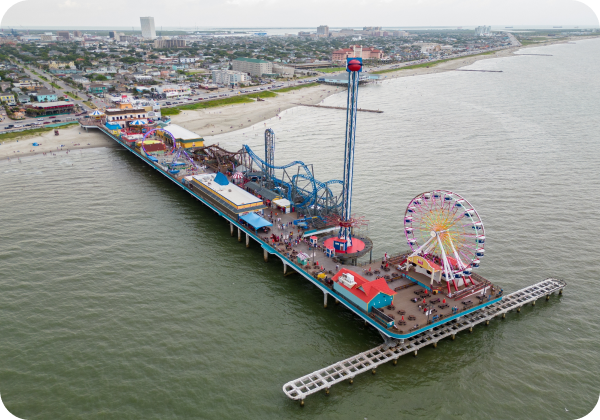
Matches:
[295,103,383,113]
[283,278,566,405]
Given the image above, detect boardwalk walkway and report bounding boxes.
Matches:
[283,277,566,404]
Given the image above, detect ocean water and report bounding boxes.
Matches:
[1,39,599,419]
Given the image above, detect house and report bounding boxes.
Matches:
[17,94,31,104]
[0,82,11,92]
[88,83,108,96]
[35,88,58,102]
[0,93,16,105]
[332,269,395,313]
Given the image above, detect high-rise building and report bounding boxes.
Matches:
[232,57,273,77]
[140,17,156,39]
[475,26,492,37]
[57,31,70,39]
[73,30,83,37]
[109,31,117,38]
[153,39,187,48]
[317,25,329,37]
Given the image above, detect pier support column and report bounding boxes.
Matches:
[263,249,269,262]
[335,299,339,305]
[469,327,473,333]
[517,307,521,313]
[393,359,398,366]
[324,292,328,308]
[230,223,234,237]
[371,369,376,375]
[559,289,563,295]
[546,295,550,301]
[325,388,330,395]
[433,342,437,348]
[246,233,250,248]
[532,300,536,306]
[502,313,506,319]
[349,378,354,384]
[283,263,287,275]
[486,320,490,326]
[300,399,304,407]
[237,227,241,242]
[414,350,418,357]
[451,334,456,340]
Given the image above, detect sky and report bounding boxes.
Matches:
[0,0,598,29]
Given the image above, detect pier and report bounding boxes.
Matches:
[455,69,503,73]
[515,53,553,56]
[283,277,566,405]
[295,103,384,113]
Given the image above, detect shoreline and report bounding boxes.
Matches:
[1,35,595,160]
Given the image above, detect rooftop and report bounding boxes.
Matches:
[233,57,270,64]
[165,124,202,141]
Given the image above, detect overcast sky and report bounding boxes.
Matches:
[0,0,598,29]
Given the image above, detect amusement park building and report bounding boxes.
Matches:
[161,124,204,149]
[155,84,191,98]
[332,45,384,62]
[332,269,394,313]
[105,107,149,128]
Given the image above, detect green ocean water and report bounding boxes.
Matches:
[1,39,599,419]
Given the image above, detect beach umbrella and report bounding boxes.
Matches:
[232,172,243,179]
[423,298,426,304]
[443,298,446,304]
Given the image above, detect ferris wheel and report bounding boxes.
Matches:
[403,190,485,293]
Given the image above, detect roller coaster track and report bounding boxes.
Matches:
[243,145,343,212]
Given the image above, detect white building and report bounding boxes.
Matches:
[179,57,202,64]
[475,26,492,37]
[232,58,272,77]
[211,70,249,86]
[140,17,156,39]
[155,84,191,98]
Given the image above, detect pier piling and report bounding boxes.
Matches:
[230,223,234,236]
[324,292,328,308]
[246,233,250,248]
[264,249,269,262]
[237,227,241,242]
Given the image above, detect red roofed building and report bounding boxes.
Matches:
[332,268,394,312]
[332,45,384,62]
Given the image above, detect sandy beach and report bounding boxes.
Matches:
[1,36,594,160]
[0,127,116,160]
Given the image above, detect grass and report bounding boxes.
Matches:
[318,67,345,73]
[83,101,96,109]
[170,91,278,112]
[0,122,78,142]
[273,82,319,92]
[160,107,181,116]
[371,51,496,74]
[50,82,61,89]
[65,91,81,100]
[31,70,49,81]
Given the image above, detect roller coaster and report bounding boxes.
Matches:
[243,138,344,218]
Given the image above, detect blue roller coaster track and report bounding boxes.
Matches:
[243,144,343,215]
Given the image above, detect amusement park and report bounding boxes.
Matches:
[79,56,566,405]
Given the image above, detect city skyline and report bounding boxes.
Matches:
[0,0,598,28]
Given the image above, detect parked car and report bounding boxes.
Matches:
[4,125,14,129]
[52,119,61,123]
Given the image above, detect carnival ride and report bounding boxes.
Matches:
[243,132,344,217]
[141,127,201,173]
[403,190,485,294]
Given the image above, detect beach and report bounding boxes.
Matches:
[0,36,593,159]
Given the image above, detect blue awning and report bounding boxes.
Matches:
[239,212,272,230]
